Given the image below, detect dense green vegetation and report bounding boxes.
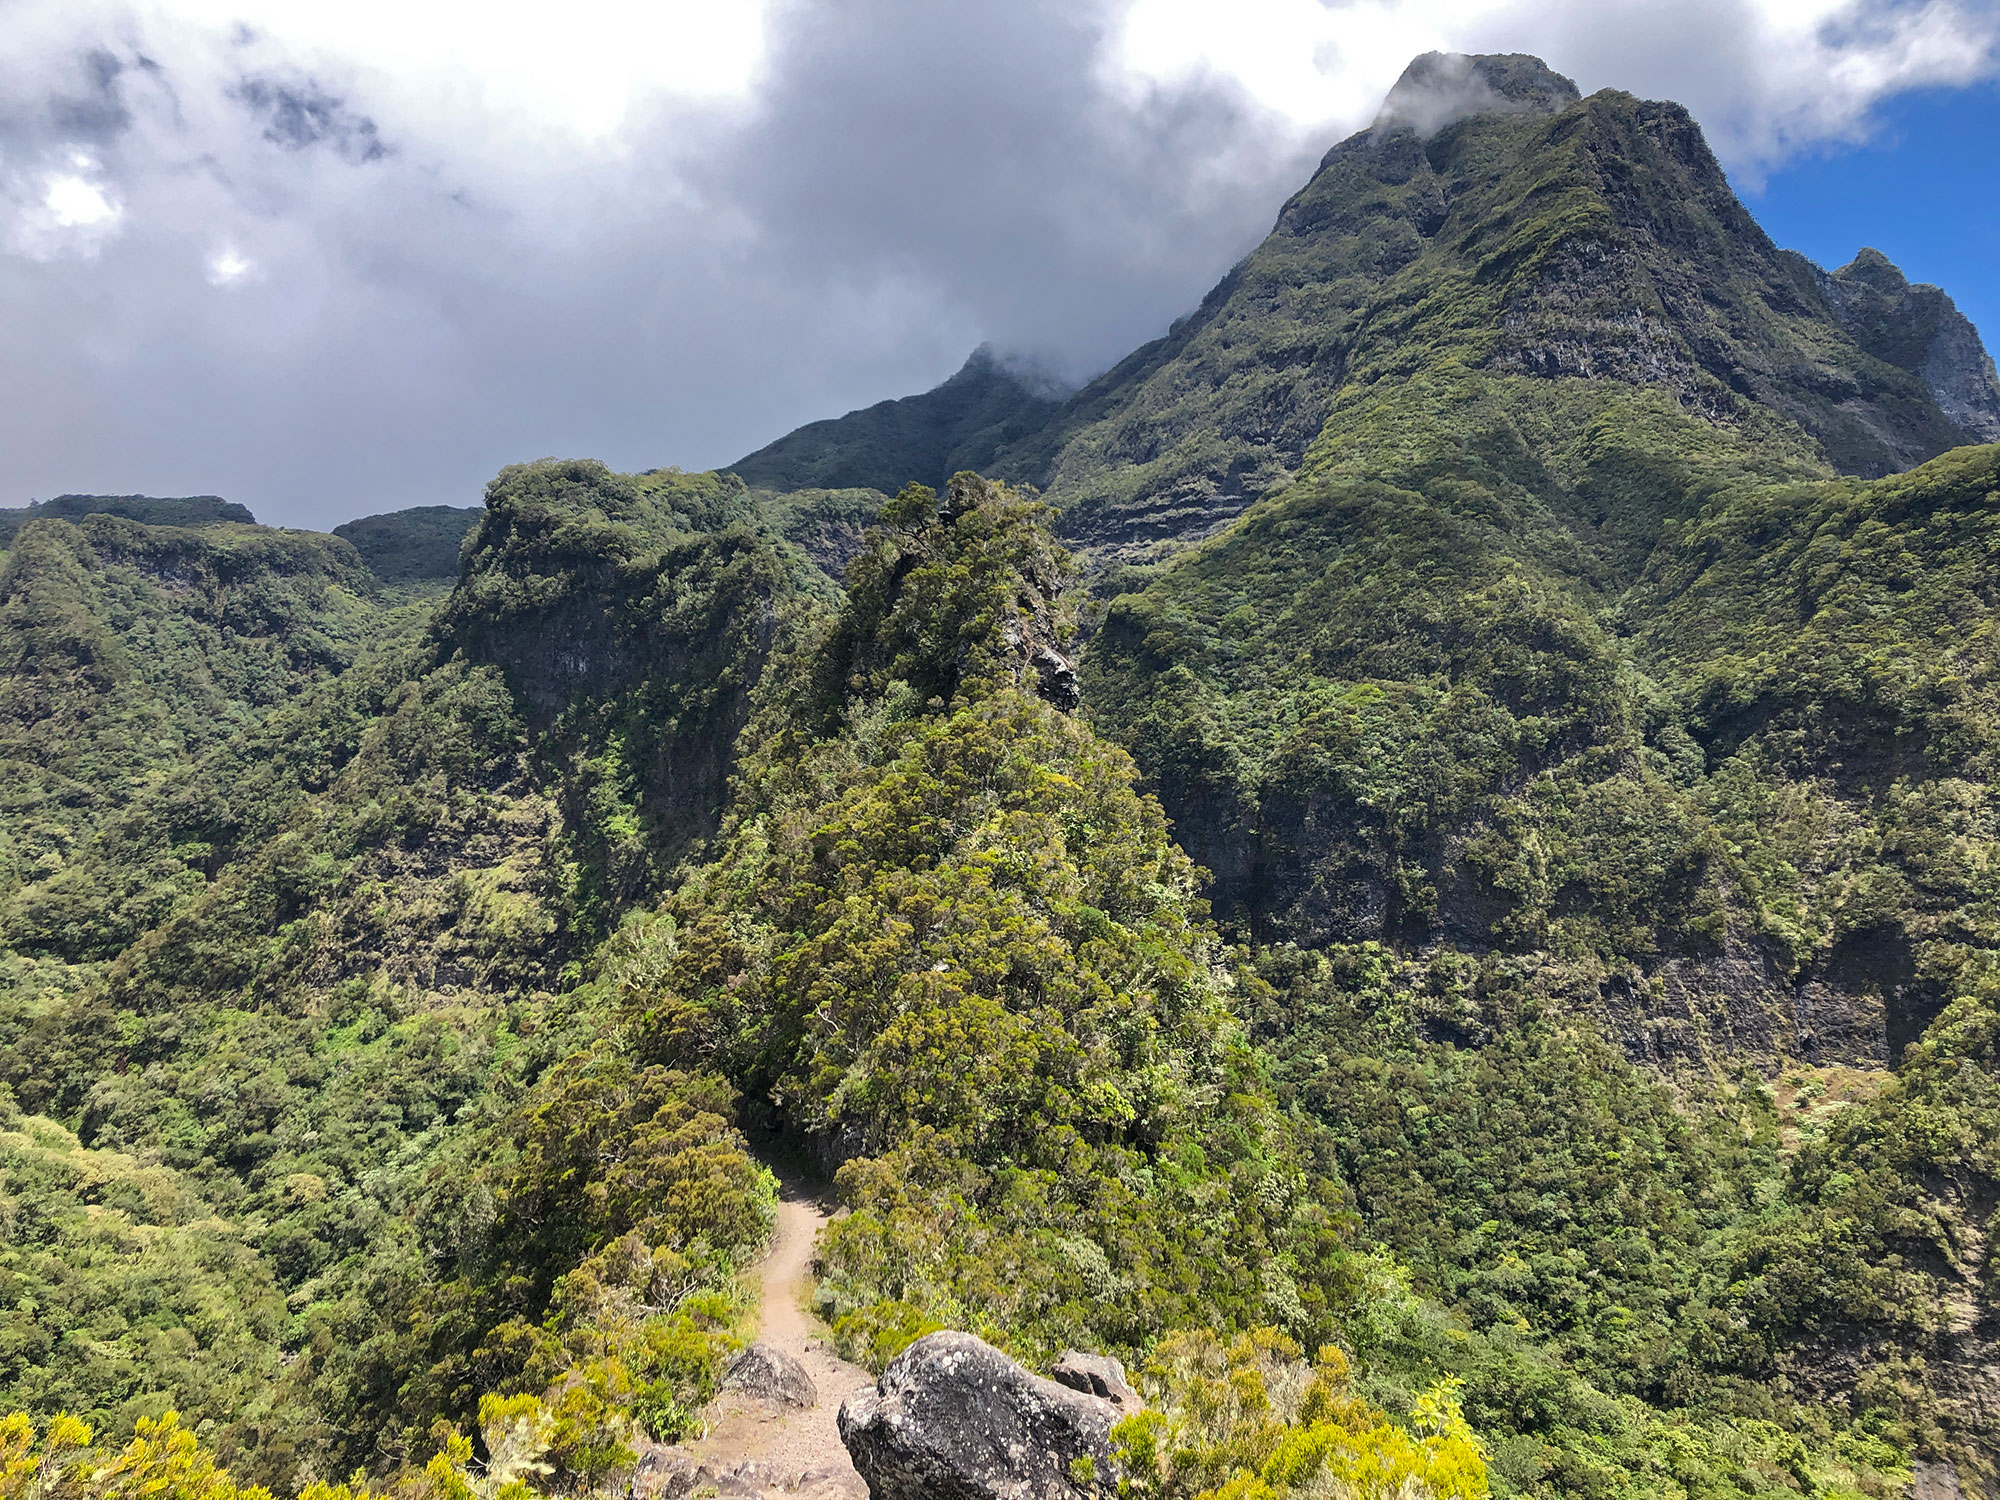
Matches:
[1081,405,2000,1489]
[6,47,2000,1500]
[0,461,824,1487]
[640,478,1350,1369]
[332,507,482,588]
[1,450,1984,1498]
[0,497,255,547]
[0,511,379,909]
[730,346,1063,497]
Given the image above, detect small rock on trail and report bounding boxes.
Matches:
[725,1343,819,1409]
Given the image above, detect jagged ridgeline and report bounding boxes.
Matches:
[5,45,2000,1500]
[631,476,1347,1359]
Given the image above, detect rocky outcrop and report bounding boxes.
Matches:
[724,1342,819,1409]
[1029,644,1079,711]
[1820,248,2000,444]
[1048,1352,1140,1415]
[837,1332,1120,1499]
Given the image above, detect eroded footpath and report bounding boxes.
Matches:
[639,1166,873,1498]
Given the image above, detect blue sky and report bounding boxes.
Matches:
[1746,80,2000,351]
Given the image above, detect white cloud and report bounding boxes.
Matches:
[136,0,772,141]
[206,246,251,284]
[0,0,1993,524]
[1112,0,2000,171]
[44,172,118,227]
[4,154,124,259]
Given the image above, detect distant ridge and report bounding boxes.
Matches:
[0,493,253,544]
[728,344,1067,496]
[333,503,483,584]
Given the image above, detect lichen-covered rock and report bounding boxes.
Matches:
[837,1331,1118,1499]
[724,1342,819,1408]
[1049,1351,1140,1414]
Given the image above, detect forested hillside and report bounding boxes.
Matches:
[5,48,2000,1500]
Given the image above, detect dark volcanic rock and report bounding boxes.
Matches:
[629,1443,701,1498]
[724,1342,818,1408]
[837,1331,1119,1500]
[1031,645,1080,711]
[1048,1352,1140,1414]
[1820,248,2000,445]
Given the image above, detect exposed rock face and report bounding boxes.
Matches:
[1030,645,1080,711]
[1048,1352,1140,1415]
[837,1332,1120,1499]
[1820,248,2000,444]
[724,1342,819,1409]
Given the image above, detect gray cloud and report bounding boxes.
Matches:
[0,0,1991,528]
[234,77,387,161]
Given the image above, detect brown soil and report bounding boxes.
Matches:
[658,1165,875,1498]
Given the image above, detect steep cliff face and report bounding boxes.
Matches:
[439,460,827,906]
[1088,406,2000,1075]
[1818,247,2000,444]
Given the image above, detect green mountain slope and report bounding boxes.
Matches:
[730,345,1065,496]
[332,505,482,586]
[1065,60,2000,1478]
[0,511,380,907]
[0,460,1957,1498]
[735,55,1995,574]
[0,463,826,1481]
[0,495,255,546]
[6,46,2000,1500]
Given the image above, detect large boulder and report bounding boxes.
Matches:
[837,1331,1119,1499]
[1049,1351,1140,1415]
[723,1341,818,1408]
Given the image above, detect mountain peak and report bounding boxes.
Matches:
[729,345,1068,496]
[1822,247,2000,442]
[950,343,1075,402]
[1373,51,1580,136]
[1836,246,1911,294]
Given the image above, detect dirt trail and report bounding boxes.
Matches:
[671,1168,874,1498]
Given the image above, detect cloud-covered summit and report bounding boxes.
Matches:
[1373,52,1579,136]
[0,0,1994,527]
